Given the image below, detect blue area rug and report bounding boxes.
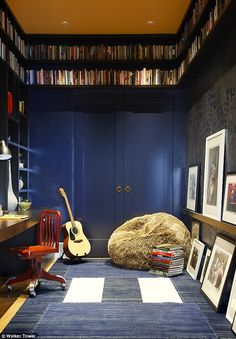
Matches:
[4,259,235,338]
[65,259,151,278]
[33,302,216,338]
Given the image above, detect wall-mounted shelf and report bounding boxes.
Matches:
[182,208,236,235]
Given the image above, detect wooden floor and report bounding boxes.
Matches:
[0,276,29,318]
[0,257,56,331]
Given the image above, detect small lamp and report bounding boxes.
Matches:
[0,140,12,160]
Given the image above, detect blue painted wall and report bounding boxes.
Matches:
[29,88,186,256]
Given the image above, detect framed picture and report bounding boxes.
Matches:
[232,312,236,335]
[222,173,236,225]
[186,164,200,211]
[191,220,200,241]
[201,235,235,311]
[202,129,226,221]
[200,248,211,284]
[186,239,205,280]
[226,270,236,323]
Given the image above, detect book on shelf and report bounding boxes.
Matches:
[26,68,177,86]
[27,43,177,61]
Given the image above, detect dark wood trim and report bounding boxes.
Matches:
[0,209,40,243]
[26,34,177,44]
[182,208,236,234]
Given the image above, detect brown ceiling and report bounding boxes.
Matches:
[6,0,191,35]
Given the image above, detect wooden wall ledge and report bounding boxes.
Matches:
[182,208,236,235]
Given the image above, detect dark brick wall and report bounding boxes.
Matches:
[186,27,236,245]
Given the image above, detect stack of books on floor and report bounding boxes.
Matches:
[149,244,184,277]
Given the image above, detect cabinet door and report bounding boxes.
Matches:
[75,111,117,257]
[123,111,173,221]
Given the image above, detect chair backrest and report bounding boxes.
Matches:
[38,209,61,251]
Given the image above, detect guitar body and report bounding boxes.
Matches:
[62,220,91,258]
[58,187,91,259]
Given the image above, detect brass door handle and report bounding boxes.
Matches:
[115,185,123,193]
[124,185,132,193]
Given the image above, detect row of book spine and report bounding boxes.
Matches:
[27,44,177,61]
[0,9,27,57]
[0,37,24,81]
[8,50,25,82]
[25,68,177,86]
[178,0,230,80]
[177,0,230,55]
[178,0,208,51]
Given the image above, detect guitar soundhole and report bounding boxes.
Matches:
[72,227,78,234]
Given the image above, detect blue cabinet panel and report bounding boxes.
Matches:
[123,111,173,221]
[75,112,116,243]
[29,110,74,224]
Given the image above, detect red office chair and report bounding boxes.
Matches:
[6,209,66,297]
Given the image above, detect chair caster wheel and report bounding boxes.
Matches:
[29,290,36,298]
[7,285,13,292]
[61,283,66,290]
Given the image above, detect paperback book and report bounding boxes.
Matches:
[149,244,184,277]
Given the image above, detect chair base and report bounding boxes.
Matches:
[5,260,66,297]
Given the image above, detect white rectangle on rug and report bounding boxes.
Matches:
[63,278,105,303]
[138,278,183,303]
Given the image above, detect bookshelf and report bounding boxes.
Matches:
[0,0,29,210]
[177,0,233,84]
[0,0,234,88]
[25,34,178,86]
[7,79,30,203]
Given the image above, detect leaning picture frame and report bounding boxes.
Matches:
[202,129,226,221]
[226,270,236,323]
[232,312,236,335]
[186,239,205,280]
[201,235,236,311]
[222,173,236,225]
[200,248,211,284]
[186,164,200,211]
[191,220,200,241]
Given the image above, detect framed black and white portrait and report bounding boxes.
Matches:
[187,239,205,280]
[202,129,226,220]
[201,235,235,311]
[186,165,200,211]
[222,173,236,225]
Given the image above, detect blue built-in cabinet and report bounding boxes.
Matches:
[29,88,186,257]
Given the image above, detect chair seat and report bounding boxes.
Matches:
[11,245,57,257]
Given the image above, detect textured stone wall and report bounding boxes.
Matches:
[186,27,236,245]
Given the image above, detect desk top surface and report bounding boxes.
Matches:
[0,209,41,243]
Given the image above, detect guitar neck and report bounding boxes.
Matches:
[64,196,76,226]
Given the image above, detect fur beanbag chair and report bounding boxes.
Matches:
[108,212,191,270]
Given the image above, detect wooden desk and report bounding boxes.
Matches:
[0,209,40,243]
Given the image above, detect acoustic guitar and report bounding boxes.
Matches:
[58,188,91,259]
